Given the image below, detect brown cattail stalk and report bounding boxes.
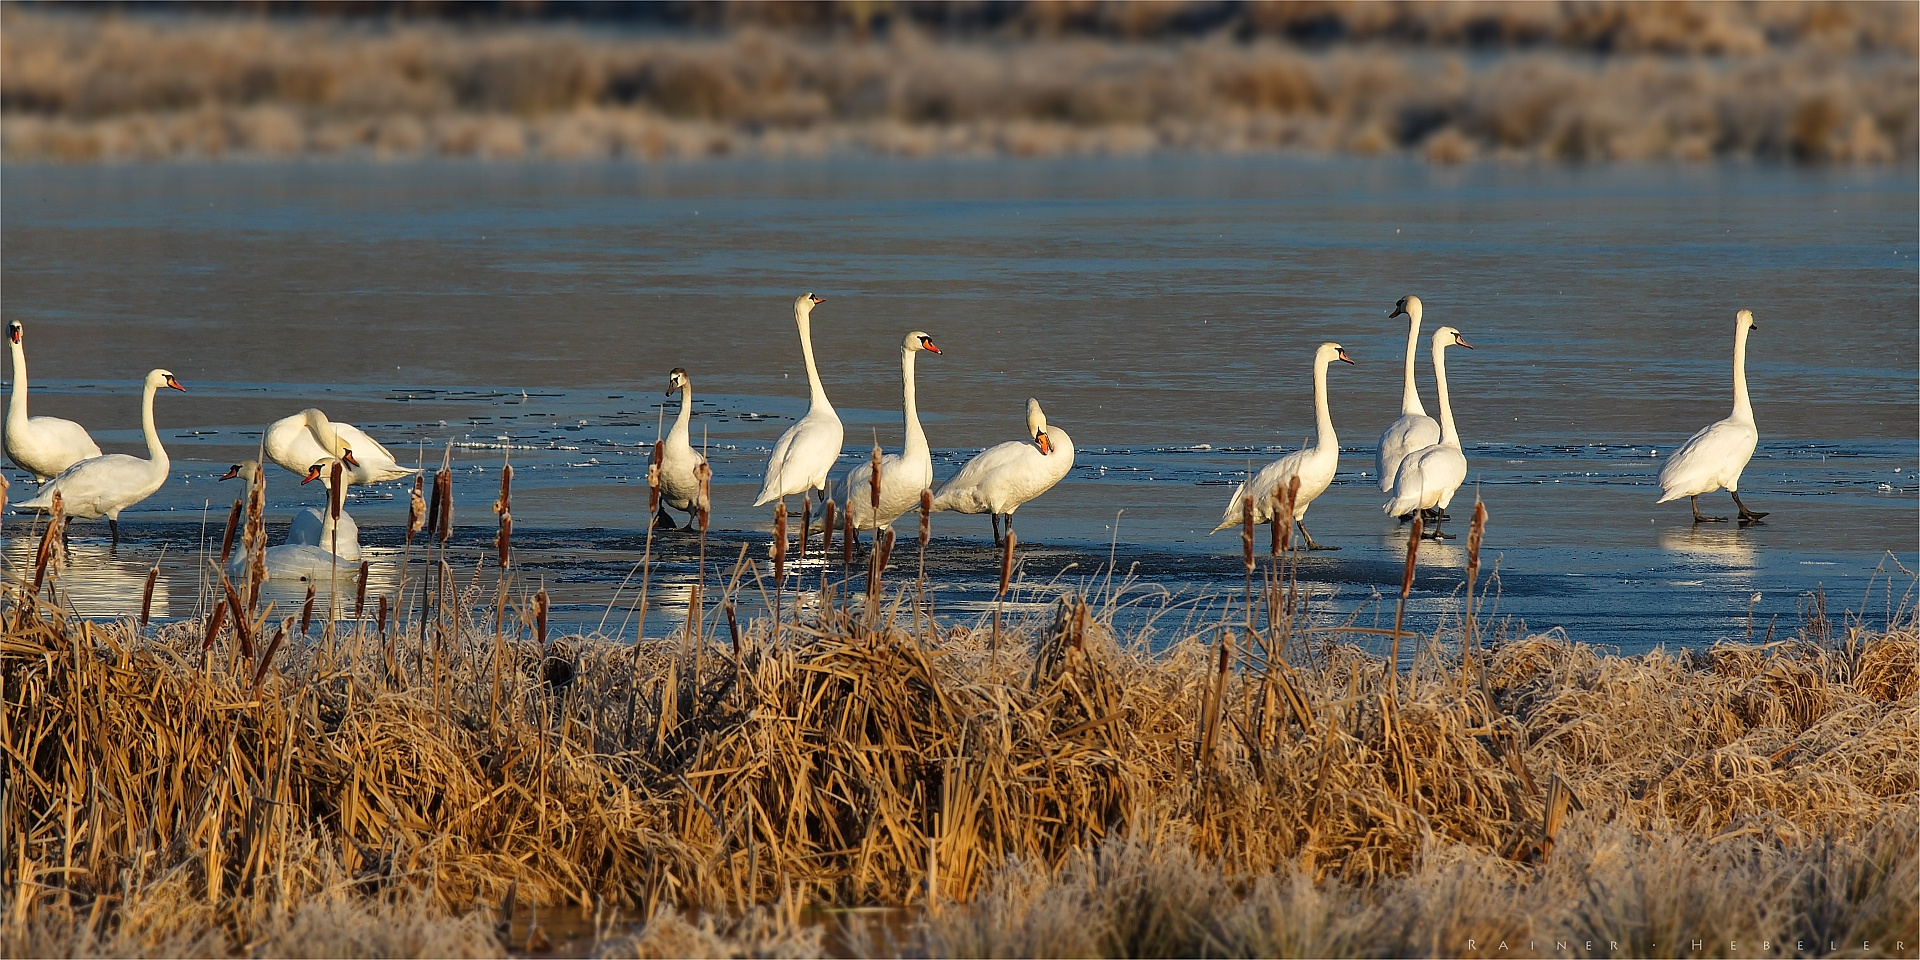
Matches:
[218,499,242,568]
[798,495,810,565]
[434,465,453,544]
[200,599,227,662]
[534,588,549,646]
[916,489,933,638]
[139,564,159,633]
[1463,500,1489,696]
[691,461,712,643]
[494,460,513,569]
[244,469,267,611]
[29,494,64,609]
[408,474,427,544]
[992,530,1016,664]
[869,441,883,517]
[300,585,316,635]
[1390,515,1423,700]
[377,594,389,640]
[221,574,254,662]
[879,529,896,574]
[773,502,789,585]
[251,620,286,693]
[841,506,855,573]
[1241,493,1255,573]
[648,440,663,517]
[354,561,370,622]
[821,498,836,558]
[1269,485,1284,557]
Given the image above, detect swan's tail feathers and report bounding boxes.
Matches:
[1654,487,1685,504]
[15,488,55,511]
[1207,483,1248,535]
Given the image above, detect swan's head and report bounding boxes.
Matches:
[1317,342,1356,367]
[301,408,360,467]
[146,369,186,392]
[795,292,825,318]
[7,322,19,346]
[1738,309,1757,332]
[1433,326,1473,350]
[218,459,260,482]
[1389,295,1423,321]
[904,331,941,354]
[301,458,349,487]
[666,367,690,396]
[1025,398,1054,455]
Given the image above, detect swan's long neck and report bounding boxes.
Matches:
[900,347,927,461]
[797,311,832,412]
[1312,354,1337,453]
[1730,320,1754,424]
[7,340,27,426]
[1400,309,1428,418]
[140,380,168,470]
[1432,342,1459,448]
[671,382,694,442]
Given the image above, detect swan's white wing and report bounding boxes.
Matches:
[265,413,331,477]
[7,415,103,480]
[1657,418,1758,502]
[1376,414,1440,493]
[755,410,844,505]
[846,451,934,528]
[1210,448,1309,534]
[931,441,1035,514]
[1383,444,1466,517]
[18,454,164,519]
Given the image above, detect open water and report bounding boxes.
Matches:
[2,158,1914,653]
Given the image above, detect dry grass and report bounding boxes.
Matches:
[2,6,1913,164]
[1,500,1914,956]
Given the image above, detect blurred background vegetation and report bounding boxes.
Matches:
[3,0,1914,162]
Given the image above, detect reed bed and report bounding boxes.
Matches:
[3,5,1913,165]
[1,499,1914,956]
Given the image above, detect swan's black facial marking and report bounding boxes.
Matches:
[164,375,186,392]
[302,464,324,485]
[808,293,825,304]
[218,464,242,481]
[7,324,19,345]
[1453,335,1474,350]
[919,336,941,354]
[1389,297,1408,319]
[1337,348,1356,365]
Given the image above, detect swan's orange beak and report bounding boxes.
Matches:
[1454,337,1474,350]
[922,339,941,354]
[809,294,825,304]
[218,465,240,481]
[341,448,360,468]
[301,464,323,485]
[165,376,185,392]
[1036,432,1053,455]
[1337,348,1356,365]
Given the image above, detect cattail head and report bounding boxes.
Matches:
[354,561,370,621]
[534,588,550,646]
[648,440,663,513]
[328,460,345,520]
[219,499,243,568]
[201,599,228,654]
[821,498,836,556]
[1240,493,1255,573]
[919,489,932,547]
[998,530,1016,597]
[245,467,268,598]
[494,462,514,569]
[1268,485,1284,556]
[694,461,712,534]
[1402,515,1423,599]
[139,565,159,632]
[1283,476,1302,552]
[423,471,442,541]
[869,441,883,516]
[1466,500,1488,584]
[879,528,896,571]
[377,594,389,639]
[434,466,453,543]
[407,474,426,543]
[773,502,789,583]
[300,585,316,635]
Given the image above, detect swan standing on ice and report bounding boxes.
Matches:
[845,331,942,541]
[932,398,1074,546]
[1382,328,1473,538]
[754,294,843,517]
[5,321,102,482]
[657,367,708,530]
[1211,342,1354,549]
[17,369,185,544]
[1376,296,1440,497]
[1657,309,1767,524]
[264,408,417,486]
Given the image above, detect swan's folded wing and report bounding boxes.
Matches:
[931,441,1033,513]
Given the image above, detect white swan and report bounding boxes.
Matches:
[1382,328,1473,536]
[264,408,417,486]
[1376,295,1440,494]
[754,294,843,511]
[657,367,708,530]
[932,398,1074,546]
[223,459,362,581]
[290,459,363,560]
[845,331,942,538]
[1210,342,1354,549]
[5,321,102,482]
[1657,309,1767,524]
[17,369,184,544]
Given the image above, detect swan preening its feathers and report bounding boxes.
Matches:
[5,321,103,483]
[1376,296,1441,494]
[845,331,942,536]
[756,293,842,508]
[1658,310,1767,524]
[1381,326,1473,534]
[16,369,184,544]
[219,457,362,581]
[1211,342,1354,549]
[932,398,1074,546]
[265,408,416,488]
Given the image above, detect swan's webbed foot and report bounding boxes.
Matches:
[1732,492,1768,525]
[1298,520,1338,551]
[1690,496,1728,524]
[654,507,677,530]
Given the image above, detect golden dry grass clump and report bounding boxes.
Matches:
[2,518,1915,959]
[2,4,1913,164]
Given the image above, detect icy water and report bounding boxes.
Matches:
[1,158,1914,653]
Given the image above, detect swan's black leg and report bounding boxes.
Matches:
[1732,491,1768,524]
[990,513,1002,547]
[1691,495,1727,523]
[1299,519,1338,551]
[1005,514,1016,542]
[654,506,677,530]
[108,518,119,546]
[1422,515,1454,540]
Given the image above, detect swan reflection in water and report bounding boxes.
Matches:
[2,538,175,619]
[1658,525,1758,569]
